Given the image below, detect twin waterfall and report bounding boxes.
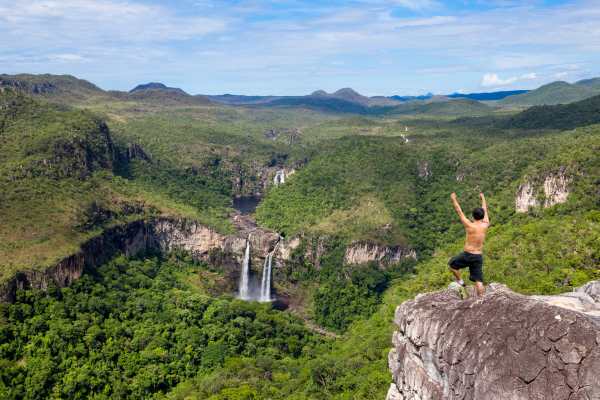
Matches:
[238,235,280,302]
[238,240,252,300]
[259,242,279,302]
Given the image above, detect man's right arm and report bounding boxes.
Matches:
[451,193,470,226]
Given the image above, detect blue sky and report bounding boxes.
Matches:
[1,0,600,95]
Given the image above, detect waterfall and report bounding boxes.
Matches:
[274,170,285,185]
[259,242,279,302]
[238,239,251,300]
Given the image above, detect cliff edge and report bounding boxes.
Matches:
[387,282,600,400]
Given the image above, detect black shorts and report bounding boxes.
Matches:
[449,252,484,282]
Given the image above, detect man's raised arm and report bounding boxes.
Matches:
[450,192,470,226]
[480,192,490,224]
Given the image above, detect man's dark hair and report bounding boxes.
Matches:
[472,207,485,220]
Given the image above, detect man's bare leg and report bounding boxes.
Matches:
[448,267,462,283]
[449,267,469,299]
[475,281,485,297]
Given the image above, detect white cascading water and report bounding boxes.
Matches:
[274,170,285,185]
[259,242,279,302]
[238,239,251,300]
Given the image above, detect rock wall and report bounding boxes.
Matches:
[344,241,416,266]
[387,282,600,400]
[516,168,572,213]
[0,220,152,302]
[417,161,431,179]
[0,217,281,303]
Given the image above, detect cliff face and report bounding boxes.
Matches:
[516,168,571,212]
[1,220,153,302]
[387,282,600,400]
[0,217,281,303]
[344,241,416,266]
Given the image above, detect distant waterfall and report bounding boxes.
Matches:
[274,170,285,185]
[238,239,251,300]
[259,242,279,302]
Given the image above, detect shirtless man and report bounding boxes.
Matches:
[448,192,489,298]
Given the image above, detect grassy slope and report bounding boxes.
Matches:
[506,94,600,130]
[0,91,237,283]
[500,81,600,107]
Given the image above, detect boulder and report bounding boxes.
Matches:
[388,282,600,399]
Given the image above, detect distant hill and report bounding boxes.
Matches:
[209,88,400,107]
[125,89,211,105]
[263,96,373,114]
[260,95,491,116]
[0,73,105,102]
[388,98,492,116]
[576,77,600,90]
[500,80,600,106]
[390,93,434,102]
[390,90,527,102]
[126,82,210,105]
[448,90,529,101]
[309,88,400,106]
[505,94,600,130]
[0,74,212,106]
[207,94,282,105]
[130,82,187,95]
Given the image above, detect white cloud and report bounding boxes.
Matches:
[390,0,440,11]
[481,72,537,87]
[0,0,227,43]
[49,53,87,62]
[392,15,455,28]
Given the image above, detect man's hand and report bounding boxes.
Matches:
[451,192,457,201]
[479,192,485,200]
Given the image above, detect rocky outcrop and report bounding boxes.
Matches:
[344,241,416,266]
[277,237,302,261]
[417,161,431,179]
[263,127,302,144]
[0,216,281,303]
[126,143,151,161]
[387,282,600,400]
[1,220,153,302]
[515,181,538,212]
[516,168,572,212]
[543,171,571,208]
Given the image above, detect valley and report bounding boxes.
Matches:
[1,74,599,399]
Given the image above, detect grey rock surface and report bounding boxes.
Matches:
[388,282,600,400]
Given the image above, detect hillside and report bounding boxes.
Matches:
[130,82,187,94]
[0,89,234,286]
[500,80,600,106]
[0,73,105,103]
[389,98,492,116]
[506,94,600,130]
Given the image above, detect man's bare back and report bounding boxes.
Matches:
[448,192,489,297]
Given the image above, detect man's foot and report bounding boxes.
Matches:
[448,281,469,299]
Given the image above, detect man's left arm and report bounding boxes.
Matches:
[480,193,490,224]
